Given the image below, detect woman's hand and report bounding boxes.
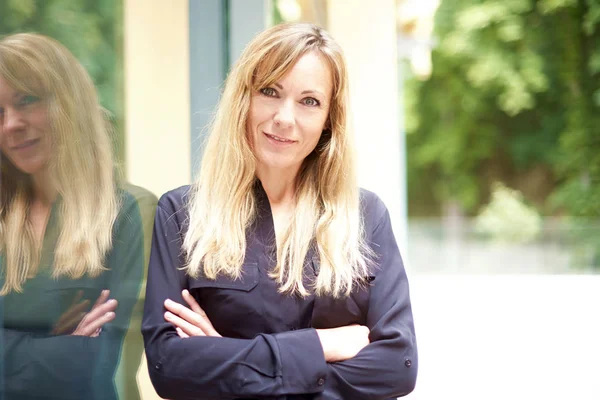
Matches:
[51,290,90,335]
[164,290,222,338]
[316,324,370,362]
[55,290,118,337]
[72,290,118,337]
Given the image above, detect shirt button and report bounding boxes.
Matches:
[317,378,325,386]
[404,359,412,368]
[155,362,162,370]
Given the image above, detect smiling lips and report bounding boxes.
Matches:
[264,132,296,144]
[11,138,40,151]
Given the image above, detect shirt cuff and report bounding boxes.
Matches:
[274,328,328,394]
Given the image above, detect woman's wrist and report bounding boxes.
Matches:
[315,328,336,362]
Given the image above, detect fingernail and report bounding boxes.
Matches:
[164,312,172,319]
[165,299,172,306]
[105,312,114,318]
[182,289,189,296]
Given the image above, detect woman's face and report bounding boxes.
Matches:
[0,76,51,176]
[247,51,333,175]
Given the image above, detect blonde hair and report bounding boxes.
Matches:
[184,23,372,298]
[0,33,119,294]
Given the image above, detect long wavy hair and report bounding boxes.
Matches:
[0,33,119,294]
[184,23,373,298]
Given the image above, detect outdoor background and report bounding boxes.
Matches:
[1,0,599,399]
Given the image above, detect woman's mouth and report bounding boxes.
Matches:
[264,132,296,145]
[11,138,40,151]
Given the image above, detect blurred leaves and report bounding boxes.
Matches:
[475,182,542,243]
[583,0,600,34]
[406,0,600,219]
[6,0,37,25]
[538,0,577,14]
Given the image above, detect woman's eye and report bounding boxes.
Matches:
[302,97,320,107]
[259,87,277,97]
[19,95,40,106]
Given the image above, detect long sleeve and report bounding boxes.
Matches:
[1,327,99,398]
[93,189,155,399]
[142,198,329,400]
[318,201,418,400]
[113,186,158,400]
[0,191,151,400]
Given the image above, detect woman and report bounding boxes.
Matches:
[0,33,156,399]
[142,23,417,399]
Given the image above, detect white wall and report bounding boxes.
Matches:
[124,0,191,198]
[326,0,408,259]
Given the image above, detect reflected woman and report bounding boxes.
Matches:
[0,33,156,399]
[143,23,417,399]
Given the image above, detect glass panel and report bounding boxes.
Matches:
[0,2,155,400]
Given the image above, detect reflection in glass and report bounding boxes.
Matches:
[0,33,156,400]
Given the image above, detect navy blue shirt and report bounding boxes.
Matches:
[142,182,417,400]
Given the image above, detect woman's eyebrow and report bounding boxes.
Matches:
[272,83,325,97]
[300,89,324,96]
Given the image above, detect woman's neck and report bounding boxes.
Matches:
[256,166,299,207]
[31,169,57,206]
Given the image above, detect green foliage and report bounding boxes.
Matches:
[474,182,543,243]
[0,0,124,163]
[406,0,600,217]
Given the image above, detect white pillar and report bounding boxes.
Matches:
[124,0,191,198]
[326,0,408,259]
[123,2,190,399]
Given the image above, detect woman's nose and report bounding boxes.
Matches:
[273,101,295,129]
[2,108,27,134]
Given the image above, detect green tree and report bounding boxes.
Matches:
[406,0,600,217]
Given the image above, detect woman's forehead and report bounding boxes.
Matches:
[253,51,335,90]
